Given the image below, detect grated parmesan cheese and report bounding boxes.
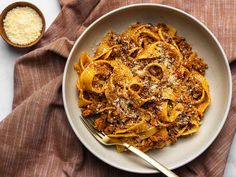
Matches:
[168,75,177,84]
[150,84,158,91]
[3,6,43,45]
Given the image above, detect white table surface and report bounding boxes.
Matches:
[0,0,235,176]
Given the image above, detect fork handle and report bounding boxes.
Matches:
[123,143,179,177]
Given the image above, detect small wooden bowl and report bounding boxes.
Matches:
[0,1,45,48]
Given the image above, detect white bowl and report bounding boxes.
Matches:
[62,4,232,174]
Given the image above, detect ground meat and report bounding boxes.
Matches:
[148,65,163,79]
[192,86,203,100]
[82,109,93,117]
[94,117,107,131]
[104,125,116,134]
[188,57,208,75]
[81,104,97,117]
[174,36,192,59]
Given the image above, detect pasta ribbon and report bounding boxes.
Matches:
[160,102,184,122]
[192,71,211,114]
[79,60,113,93]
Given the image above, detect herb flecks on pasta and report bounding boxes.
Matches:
[74,23,210,152]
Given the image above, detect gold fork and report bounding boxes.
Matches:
[80,116,179,177]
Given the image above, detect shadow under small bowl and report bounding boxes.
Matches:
[0,1,45,48]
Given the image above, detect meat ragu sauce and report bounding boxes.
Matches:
[75,23,210,152]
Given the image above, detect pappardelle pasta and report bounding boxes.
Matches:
[74,23,210,152]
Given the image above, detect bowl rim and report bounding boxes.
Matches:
[0,1,46,48]
[62,3,232,173]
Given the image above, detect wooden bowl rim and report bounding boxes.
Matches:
[0,1,46,48]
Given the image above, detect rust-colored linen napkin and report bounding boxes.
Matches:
[0,0,235,177]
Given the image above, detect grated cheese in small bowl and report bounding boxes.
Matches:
[0,2,45,48]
